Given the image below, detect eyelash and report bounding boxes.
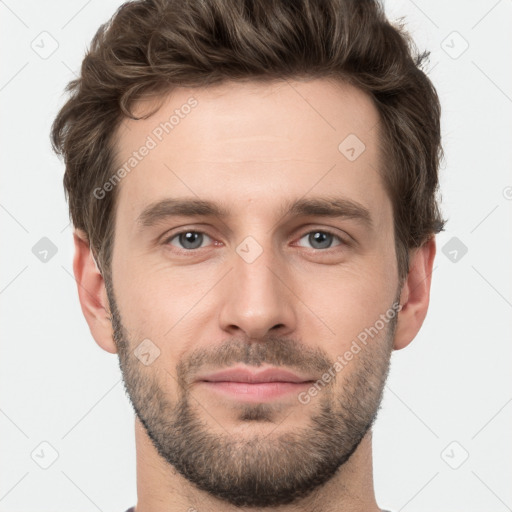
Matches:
[162,228,349,253]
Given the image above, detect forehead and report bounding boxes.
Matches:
[111,78,387,226]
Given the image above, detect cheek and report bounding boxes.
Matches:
[112,259,219,344]
[292,262,396,354]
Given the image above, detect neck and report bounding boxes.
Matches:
[132,416,381,512]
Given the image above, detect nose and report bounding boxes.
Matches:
[218,241,297,340]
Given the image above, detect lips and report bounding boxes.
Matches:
[196,366,315,384]
[195,366,316,403]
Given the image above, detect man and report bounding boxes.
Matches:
[51,0,444,510]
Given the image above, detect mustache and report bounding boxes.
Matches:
[176,334,333,387]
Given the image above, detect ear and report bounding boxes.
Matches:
[73,229,117,354]
[393,236,436,350]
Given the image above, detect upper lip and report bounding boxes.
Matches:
[196,366,315,384]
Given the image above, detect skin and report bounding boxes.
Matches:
[73,78,436,511]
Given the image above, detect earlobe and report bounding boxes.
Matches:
[73,229,118,354]
[393,236,437,350]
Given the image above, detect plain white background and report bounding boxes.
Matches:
[1,1,511,511]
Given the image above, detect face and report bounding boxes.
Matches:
[106,78,401,507]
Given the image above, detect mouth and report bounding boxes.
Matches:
[195,366,316,402]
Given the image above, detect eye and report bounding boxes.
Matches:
[296,230,345,250]
[166,230,213,250]
[163,228,347,253]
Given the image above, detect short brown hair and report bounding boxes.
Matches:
[51,0,445,283]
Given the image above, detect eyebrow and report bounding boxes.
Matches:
[136,196,373,230]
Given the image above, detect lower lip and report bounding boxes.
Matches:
[198,381,312,402]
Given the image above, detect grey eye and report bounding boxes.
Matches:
[297,231,342,250]
[169,231,211,250]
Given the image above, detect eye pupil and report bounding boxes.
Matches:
[309,231,332,249]
[180,231,203,249]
